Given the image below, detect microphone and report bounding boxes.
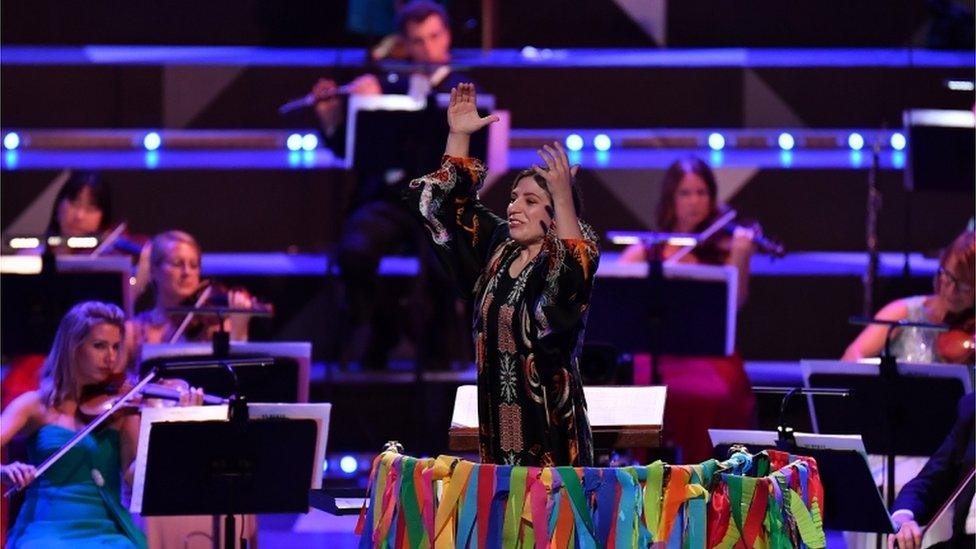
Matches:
[278,84,353,115]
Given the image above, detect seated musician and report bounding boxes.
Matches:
[844,230,975,364]
[124,230,261,547]
[620,155,758,306]
[620,156,759,462]
[125,230,254,367]
[889,392,974,549]
[309,0,467,159]
[0,301,204,549]
[43,171,114,250]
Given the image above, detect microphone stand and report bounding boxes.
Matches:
[863,135,882,317]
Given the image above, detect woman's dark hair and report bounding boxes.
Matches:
[395,0,449,35]
[46,171,112,236]
[510,169,584,217]
[655,156,718,232]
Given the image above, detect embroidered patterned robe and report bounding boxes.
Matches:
[405,155,598,466]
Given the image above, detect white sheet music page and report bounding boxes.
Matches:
[451,385,479,428]
[451,385,666,428]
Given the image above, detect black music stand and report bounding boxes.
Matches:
[710,430,895,533]
[139,417,319,549]
[801,357,969,514]
[346,94,491,175]
[587,242,736,384]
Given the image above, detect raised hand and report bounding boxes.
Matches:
[447,83,499,135]
[531,141,579,206]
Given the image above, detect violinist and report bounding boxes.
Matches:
[125,230,254,368]
[0,301,204,549]
[620,155,757,462]
[620,155,761,307]
[844,229,975,364]
[15,170,152,295]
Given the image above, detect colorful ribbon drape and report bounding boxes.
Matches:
[356,449,825,549]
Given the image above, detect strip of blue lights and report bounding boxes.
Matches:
[1,128,910,170]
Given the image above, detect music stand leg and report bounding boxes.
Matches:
[224,514,235,549]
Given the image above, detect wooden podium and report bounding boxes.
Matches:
[448,385,665,452]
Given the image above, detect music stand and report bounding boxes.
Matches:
[903,109,976,192]
[709,429,895,534]
[141,341,312,402]
[801,360,971,452]
[588,255,737,384]
[131,403,330,549]
[345,93,493,174]
[800,359,971,510]
[0,255,132,354]
[448,385,665,452]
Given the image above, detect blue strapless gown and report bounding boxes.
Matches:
[6,424,147,548]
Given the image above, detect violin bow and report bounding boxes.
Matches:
[665,209,738,265]
[3,370,159,497]
[168,285,213,344]
[91,222,128,257]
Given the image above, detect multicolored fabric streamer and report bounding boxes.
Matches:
[356,450,826,549]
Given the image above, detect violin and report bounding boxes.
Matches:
[935,308,975,364]
[169,280,273,343]
[667,209,786,265]
[78,373,226,417]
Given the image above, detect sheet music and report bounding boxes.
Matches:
[452,385,666,428]
[709,429,867,455]
[131,403,330,513]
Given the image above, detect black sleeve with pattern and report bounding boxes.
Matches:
[403,155,507,298]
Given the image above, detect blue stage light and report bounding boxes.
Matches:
[301,133,319,151]
[707,133,725,151]
[892,151,906,169]
[143,132,161,151]
[847,133,865,151]
[779,150,793,167]
[565,134,584,152]
[777,133,795,151]
[3,132,21,150]
[593,134,612,152]
[286,133,303,151]
[890,132,906,151]
[339,456,358,474]
[145,151,160,169]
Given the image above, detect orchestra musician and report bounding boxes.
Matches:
[841,230,974,549]
[844,229,975,364]
[124,230,255,368]
[121,231,262,548]
[0,301,204,549]
[309,0,466,159]
[404,83,597,466]
[620,155,760,462]
[45,171,114,248]
[302,1,475,370]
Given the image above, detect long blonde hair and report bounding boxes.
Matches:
[38,301,126,407]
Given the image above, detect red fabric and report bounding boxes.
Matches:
[1,354,45,410]
[1,354,45,546]
[476,464,496,549]
[634,353,755,463]
[707,482,731,547]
